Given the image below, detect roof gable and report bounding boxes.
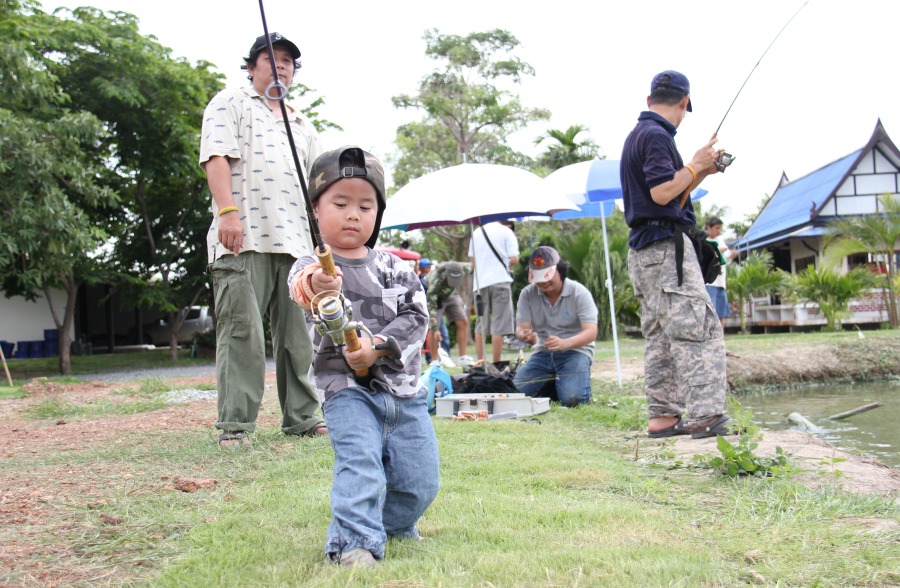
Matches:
[738,150,860,247]
[735,120,900,249]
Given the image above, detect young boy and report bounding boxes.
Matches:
[287,146,439,569]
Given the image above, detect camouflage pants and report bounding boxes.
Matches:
[627,234,726,427]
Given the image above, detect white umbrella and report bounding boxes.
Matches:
[380,163,578,231]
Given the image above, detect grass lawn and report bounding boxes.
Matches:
[2,331,898,586]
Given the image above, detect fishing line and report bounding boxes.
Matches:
[715,0,810,135]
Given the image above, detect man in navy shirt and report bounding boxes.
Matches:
[621,70,733,440]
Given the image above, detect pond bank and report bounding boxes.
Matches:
[592,330,900,392]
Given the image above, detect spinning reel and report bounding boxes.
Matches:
[311,292,402,375]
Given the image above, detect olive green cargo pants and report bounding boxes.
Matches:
[211,252,323,435]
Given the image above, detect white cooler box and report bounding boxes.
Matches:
[435,393,550,418]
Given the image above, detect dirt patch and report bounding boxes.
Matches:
[669,429,900,496]
[0,374,284,587]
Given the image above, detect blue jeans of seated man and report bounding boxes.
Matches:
[513,350,592,407]
[323,385,440,561]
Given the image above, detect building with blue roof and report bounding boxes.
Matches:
[733,120,900,275]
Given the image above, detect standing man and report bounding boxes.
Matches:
[621,70,732,440]
[705,216,739,358]
[703,216,734,329]
[513,247,598,407]
[200,33,325,446]
[469,221,519,364]
[426,261,474,366]
[417,258,450,360]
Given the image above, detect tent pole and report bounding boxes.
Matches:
[601,210,622,386]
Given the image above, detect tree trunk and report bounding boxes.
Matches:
[44,273,78,375]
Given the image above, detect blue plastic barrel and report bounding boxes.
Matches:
[44,328,59,341]
[15,341,29,359]
[0,341,13,358]
[29,340,45,358]
[45,340,59,357]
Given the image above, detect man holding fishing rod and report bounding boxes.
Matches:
[200,32,325,446]
[621,71,733,440]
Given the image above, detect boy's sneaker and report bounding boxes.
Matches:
[457,355,475,367]
[338,547,377,568]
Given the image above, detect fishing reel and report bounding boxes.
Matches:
[312,293,373,345]
[311,292,402,359]
[716,150,736,173]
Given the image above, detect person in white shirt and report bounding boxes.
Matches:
[200,33,324,446]
[468,221,519,363]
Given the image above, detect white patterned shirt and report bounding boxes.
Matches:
[200,87,323,264]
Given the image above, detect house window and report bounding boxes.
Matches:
[795,256,815,273]
[847,253,869,270]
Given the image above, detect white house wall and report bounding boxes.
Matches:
[824,146,899,217]
[1,290,74,344]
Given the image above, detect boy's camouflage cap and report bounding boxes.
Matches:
[309,145,386,248]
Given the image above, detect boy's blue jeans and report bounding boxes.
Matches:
[323,385,440,560]
[513,350,593,407]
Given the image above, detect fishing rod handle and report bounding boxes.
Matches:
[315,244,367,376]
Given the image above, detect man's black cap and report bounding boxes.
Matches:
[248,32,301,61]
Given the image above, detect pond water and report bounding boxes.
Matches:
[738,380,900,468]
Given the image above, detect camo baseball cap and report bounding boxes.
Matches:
[443,262,465,287]
[309,145,386,248]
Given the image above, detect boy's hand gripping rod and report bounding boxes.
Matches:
[255,0,368,376]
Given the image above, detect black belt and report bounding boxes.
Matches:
[635,218,692,286]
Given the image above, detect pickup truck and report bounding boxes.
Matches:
[145,306,213,346]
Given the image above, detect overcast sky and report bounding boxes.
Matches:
[44,0,900,227]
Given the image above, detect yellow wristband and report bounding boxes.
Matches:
[218,206,238,217]
[684,165,697,182]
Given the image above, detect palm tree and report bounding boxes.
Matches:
[785,266,876,331]
[825,193,900,328]
[534,124,600,171]
[727,250,784,335]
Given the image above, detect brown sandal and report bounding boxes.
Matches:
[217,431,250,446]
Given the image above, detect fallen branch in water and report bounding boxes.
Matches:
[788,412,824,432]
[827,402,883,421]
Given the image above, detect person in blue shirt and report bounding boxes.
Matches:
[621,70,733,440]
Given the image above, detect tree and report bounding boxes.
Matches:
[0,0,118,374]
[533,124,600,174]
[44,6,225,359]
[730,193,773,240]
[785,266,875,331]
[824,193,900,328]
[727,250,784,334]
[390,29,550,268]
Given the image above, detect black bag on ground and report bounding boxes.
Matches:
[452,361,520,395]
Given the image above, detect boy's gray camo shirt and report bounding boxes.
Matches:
[289,249,428,401]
